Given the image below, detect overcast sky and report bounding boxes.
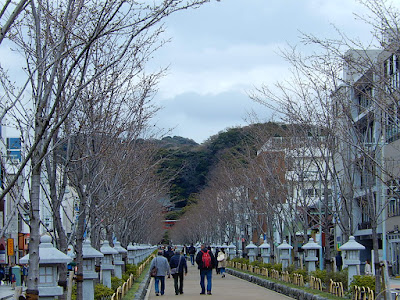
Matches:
[149,0,379,143]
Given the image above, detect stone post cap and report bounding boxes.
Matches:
[339,236,365,251]
[302,238,322,250]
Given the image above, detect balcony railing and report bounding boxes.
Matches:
[358,221,372,230]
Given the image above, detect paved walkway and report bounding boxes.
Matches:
[0,283,15,300]
[145,263,293,300]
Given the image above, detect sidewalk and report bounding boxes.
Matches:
[0,283,15,300]
[145,263,293,300]
[391,277,400,291]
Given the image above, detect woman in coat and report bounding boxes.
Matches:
[217,248,227,278]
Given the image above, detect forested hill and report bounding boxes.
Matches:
[155,122,287,219]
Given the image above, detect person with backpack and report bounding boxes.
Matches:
[169,250,188,295]
[196,244,216,295]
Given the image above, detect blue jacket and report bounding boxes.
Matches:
[169,254,187,274]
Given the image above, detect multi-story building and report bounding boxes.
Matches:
[334,46,400,275]
[259,134,333,258]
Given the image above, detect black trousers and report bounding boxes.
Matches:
[173,273,184,294]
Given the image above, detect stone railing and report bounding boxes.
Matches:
[281,271,290,283]
[329,279,344,297]
[353,285,374,300]
[111,253,155,300]
[292,273,304,286]
[309,276,323,291]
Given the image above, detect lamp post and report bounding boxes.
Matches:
[245,242,258,263]
[82,239,103,300]
[113,241,127,279]
[20,235,72,300]
[340,236,365,288]
[302,237,321,272]
[277,240,293,270]
[100,240,118,288]
[259,240,271,263]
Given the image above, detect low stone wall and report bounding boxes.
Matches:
[226,268,329,300]
[133,272,151,300]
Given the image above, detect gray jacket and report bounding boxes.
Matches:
[150,255,170,277]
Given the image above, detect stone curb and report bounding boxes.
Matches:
[134,272,151,300]
[226,268,329,300]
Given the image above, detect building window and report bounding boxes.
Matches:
[388,198,400,217]
[387,179,400,217]
[6,137,21,162]
[386,103,400,143]
[356,87,372,113]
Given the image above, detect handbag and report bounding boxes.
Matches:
[217,252,225,262]
[150,258,158,277]
[170,256,181,275]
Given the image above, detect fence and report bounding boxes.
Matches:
[110,254,155,300]
[292,273,304,286]
[353,285,374,300]
[329,279,344,297]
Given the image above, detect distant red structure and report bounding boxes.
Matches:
[163,219,179,229]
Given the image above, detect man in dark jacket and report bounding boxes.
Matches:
[188,244,196,265]
[196,244,216,295]
[163,245,174,262]
[169,251,188,295]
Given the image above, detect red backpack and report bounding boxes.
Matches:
[202,250,212,268]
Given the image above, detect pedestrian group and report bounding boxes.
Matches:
[149,244,227,296]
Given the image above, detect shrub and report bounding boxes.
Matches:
[231,257,249,265]
[125,264,138,277]
[250,260,264,267]
[272,263,282,272]
[293,268,308,278]
[310,269,327,283]
[111,276,124,292]
[286,264,296,274]
[328,269,348,288]
[94,284,114,300]
[350,275,375,292]
[122,273,130,282]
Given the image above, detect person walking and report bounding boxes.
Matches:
[215,247,220,274]
[335,252,343,271]
[150,250,171,296]
[169,250,188,295]
[365,260,372,275]
[196,244,216,295]
[217,248,227,278]
[188,244,196,266]
[163,245,174,262]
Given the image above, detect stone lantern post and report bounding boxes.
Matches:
[302,238,321,272]
[227,243,236,259]
[82,239,104,300]
[127,242,135,265]
[245,242,258,263]
[100,240,118,288]
[20,235,72,300]
[113,241,127,279]
[339,236,365,287]
[277,240,293,270]
[259,240,271,263]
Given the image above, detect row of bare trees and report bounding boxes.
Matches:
[0,1,212,299]
[172,0,400,297]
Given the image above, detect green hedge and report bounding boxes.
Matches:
[350,275,375,292]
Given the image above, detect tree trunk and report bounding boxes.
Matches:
[26,163,41,300]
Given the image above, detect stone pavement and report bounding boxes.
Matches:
[0,283,14,300]
[145,263,293,300]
